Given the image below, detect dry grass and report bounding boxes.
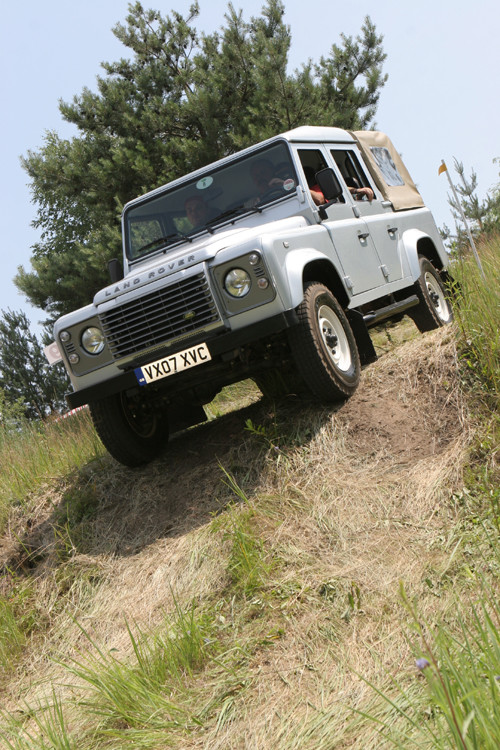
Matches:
[1,324,493,749]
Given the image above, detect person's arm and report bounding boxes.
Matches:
[310,185,325,205]
[350,186,374,202]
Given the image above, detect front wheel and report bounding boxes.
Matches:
[90,391,169,467]
[287,283,361,402]
[409,256,453,332]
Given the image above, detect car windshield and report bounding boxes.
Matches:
[124,141,297,260]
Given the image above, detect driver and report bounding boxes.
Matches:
[184,195,210,228]
[250,158,284,197]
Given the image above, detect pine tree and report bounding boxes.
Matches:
[443,158,500,251]
[16,0,387,321]
[0,310,68,420]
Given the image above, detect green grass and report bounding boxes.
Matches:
[451,235,500,404]
[0,595,26,677]
[355,570,500,750]
[355,235,500,747]
[0,409,104,534]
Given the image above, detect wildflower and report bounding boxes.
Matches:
[416,657,430,671]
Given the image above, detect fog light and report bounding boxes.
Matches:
[257,277,269,289]
[69,353,80,365]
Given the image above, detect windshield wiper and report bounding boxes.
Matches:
[136,232,191,254]
[205,204,261,231]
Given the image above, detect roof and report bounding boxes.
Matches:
[280,126,355,144]
[124,125,422,212]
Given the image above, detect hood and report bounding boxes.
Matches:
[94,215,308,305]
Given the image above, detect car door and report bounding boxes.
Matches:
[329,146,403,283]
[296,145,387,296]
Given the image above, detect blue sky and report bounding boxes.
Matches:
[2,0,499,334]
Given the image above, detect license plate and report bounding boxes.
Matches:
[135,343,211,386]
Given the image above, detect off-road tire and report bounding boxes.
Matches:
[287,283,361,402]
[409,256,453,333]
[90,391,169,467]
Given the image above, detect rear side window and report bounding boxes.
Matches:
[370,147,405,186]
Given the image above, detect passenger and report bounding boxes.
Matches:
[345,176,374,202]
[303,166,326,206]
[350,185,374,201]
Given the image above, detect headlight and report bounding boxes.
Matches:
[81,326,105,355]
[224,268,251,298]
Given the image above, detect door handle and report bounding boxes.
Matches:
[387,226,398,235]
[357,232,370,240]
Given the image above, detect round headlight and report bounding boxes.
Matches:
[224,268,251,298]
[81,327,105,355]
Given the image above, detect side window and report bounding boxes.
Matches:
[331,149,374,194]
[298,149,345,203]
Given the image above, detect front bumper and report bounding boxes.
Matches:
[66,310,299,408]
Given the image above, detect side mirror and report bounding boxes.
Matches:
[108,258,124,283]
[315,168,343,202]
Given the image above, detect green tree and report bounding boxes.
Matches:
[16,0,387,320]
[0,387,26,431]
[443,158,500,251]
[0,310,68,420]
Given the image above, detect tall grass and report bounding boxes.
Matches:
[0,599,236,749]
[451,236,500,403]
[356,236,500,747]
[0,409,104,533]
[357,570,500,750]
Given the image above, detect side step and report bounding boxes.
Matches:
[362,294,419,327]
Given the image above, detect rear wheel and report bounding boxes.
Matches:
[90,390,169,467]
[409,256,453,332]
[287,283,360,402]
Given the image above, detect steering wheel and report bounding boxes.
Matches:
[258,185,286,204]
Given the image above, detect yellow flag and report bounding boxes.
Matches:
[438,162,447,175]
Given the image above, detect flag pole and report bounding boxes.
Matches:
[439,160,485,279]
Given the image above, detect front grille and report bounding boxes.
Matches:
[100,273,221,359]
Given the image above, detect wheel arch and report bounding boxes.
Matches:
[284,250,349,310]
[401,229,446,281]
[302,259,350,308]
[286,256,376,365]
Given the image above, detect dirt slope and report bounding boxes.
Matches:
[1,325,471,746]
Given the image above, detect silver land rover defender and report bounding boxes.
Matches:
[52,126,452,466]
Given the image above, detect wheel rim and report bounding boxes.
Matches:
[317,304,352,372]
[424,272,451,323]
[120,393,157,438]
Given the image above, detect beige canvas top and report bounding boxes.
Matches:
[350,130,425,210]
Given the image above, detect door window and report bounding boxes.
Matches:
[330,149,374,194]
[298,148,346,204]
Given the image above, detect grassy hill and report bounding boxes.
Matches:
[0,242,498,749]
